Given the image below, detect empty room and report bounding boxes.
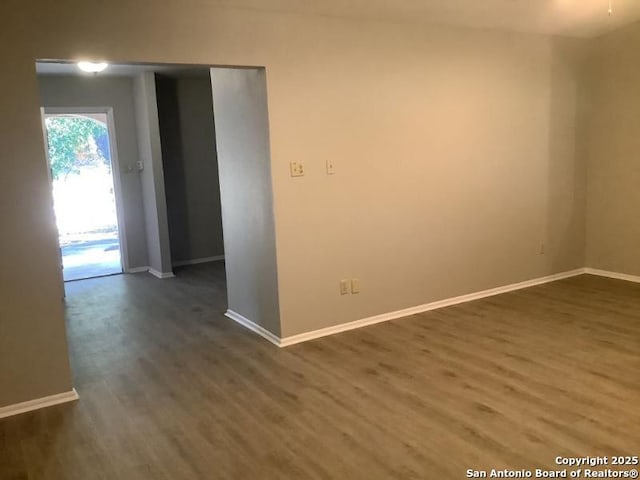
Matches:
[0,1,639,479]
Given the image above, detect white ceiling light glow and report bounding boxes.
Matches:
[77,61,109,73]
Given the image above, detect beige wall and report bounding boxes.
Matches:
[584,22,640,276]
[0,1,589,406]
[265,24,588,336]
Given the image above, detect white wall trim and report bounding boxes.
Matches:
[126,266,149,274]
[172,255,225,267]
[584,268,640,284]
[128,256,225,274]
[277,268,587,347]
[148,268,175,279]
[0,388,79,419]
[225,310,281,347]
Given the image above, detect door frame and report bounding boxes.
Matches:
[41,106,130,275]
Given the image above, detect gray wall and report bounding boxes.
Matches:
[37,75,148,270]
[156,74,224,264]
[133,72,173,275]
[211,68,281,335]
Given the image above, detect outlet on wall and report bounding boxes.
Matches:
[539,243,545,255]
[340,279,350,295]
[351,278,360,294]
[326,159,336,175]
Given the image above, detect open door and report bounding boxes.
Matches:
[41,108,125,281]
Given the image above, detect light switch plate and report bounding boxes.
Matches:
[290,161,305,177]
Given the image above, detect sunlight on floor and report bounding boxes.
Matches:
[61,236,121,281]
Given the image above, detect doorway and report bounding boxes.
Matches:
[35,61,279,341]
[42,109,124,281]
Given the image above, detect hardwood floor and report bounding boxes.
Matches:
[1,263,639,479]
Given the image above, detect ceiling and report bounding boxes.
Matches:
[36,62,210,78]
[33,0,640,61]
[211,0,640,38]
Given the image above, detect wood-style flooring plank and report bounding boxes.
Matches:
[1,264,639,479]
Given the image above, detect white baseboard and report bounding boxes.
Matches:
[148,268,175,279]
[584,268,640,284]
[0,388,79,419]
[128,257,225,274]
[126,266,149,274]
[224,310,281,346]
[278,268,587,347]
[172,255,225,267]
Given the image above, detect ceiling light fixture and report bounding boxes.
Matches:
[77,61,109,73]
